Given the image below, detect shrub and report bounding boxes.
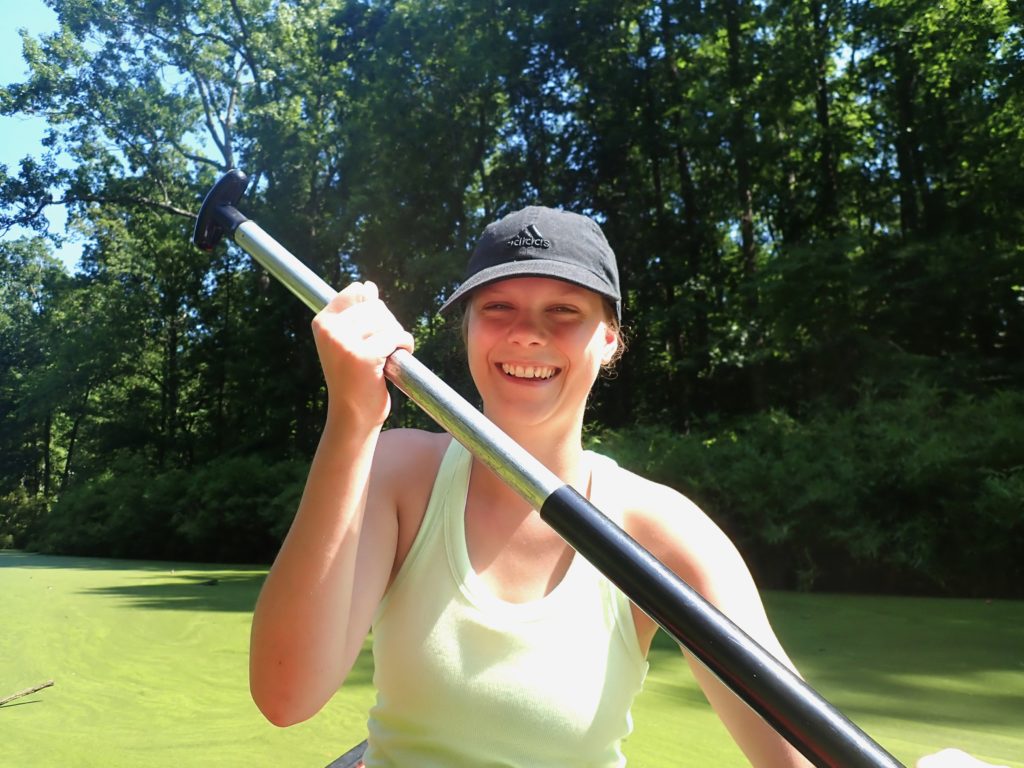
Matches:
[26,452,307,563]
[589,383,1024,597]
[28,453,182,559]
[0,487,50,549]
[172,455,306,563]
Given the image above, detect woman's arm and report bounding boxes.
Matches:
[249,282,413,727]
[628,478,1009,768]
[627,478,813,768]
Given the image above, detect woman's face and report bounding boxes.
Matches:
[465,277,618,432]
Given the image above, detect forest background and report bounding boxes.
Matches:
[1,0,1021,598]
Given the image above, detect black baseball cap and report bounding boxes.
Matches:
[439,206,621,321]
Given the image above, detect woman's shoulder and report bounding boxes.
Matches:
[374,429,453,573]
[373,428,452,501]
[599,461,740,591]
[592,458,703,520]
[371,428,451,489]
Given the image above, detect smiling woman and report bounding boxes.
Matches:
[247,205,826,767]
[189,172,1011,765]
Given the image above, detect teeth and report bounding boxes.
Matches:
[502,363,556,379]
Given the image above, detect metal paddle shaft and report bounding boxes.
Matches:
[193,170,905,768]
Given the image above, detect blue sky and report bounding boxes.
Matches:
[1,0,79,270]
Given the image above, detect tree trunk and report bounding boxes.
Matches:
[159,309,181,468]
[893,40,921,238]
[660,0,714,419]
[215,255,232,455]
[725,0,757,279]
[477,102,493,223]
[811,0,840,228]
[724,0,765,408]
[61,387,91,492]
[42,410,52,497]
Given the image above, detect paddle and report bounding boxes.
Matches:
[193,169,904,768]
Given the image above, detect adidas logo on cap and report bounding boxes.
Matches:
[506,224,551,249]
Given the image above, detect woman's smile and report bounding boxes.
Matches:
[498,362,561,381]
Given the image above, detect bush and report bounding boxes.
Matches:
[0,487,49,549]
[589,382,1024,597]
[172,455,307,563]
[27,453,182,559]
[26,452,307,563]
[18,382,1023,594]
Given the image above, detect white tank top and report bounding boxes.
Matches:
[363,439,648,767]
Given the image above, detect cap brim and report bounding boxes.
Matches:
[438,259,621,317]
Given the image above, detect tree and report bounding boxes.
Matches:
[0,238,64,498]
[0,0,1021,579]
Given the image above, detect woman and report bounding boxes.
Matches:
[248,206,1000,767]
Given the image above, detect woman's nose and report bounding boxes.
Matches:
[506,311,546,345]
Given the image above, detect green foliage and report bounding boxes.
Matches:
[0,486,50,549]
[172,455,307,562]
[0,0,1022,594]
[27,453,306,563]
[590,384,1024,597]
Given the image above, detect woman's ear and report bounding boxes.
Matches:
[600,325,620,366]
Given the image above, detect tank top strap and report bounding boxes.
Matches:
[376,437,466,617]
[582,449,648,665]
[584,449,622,524]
